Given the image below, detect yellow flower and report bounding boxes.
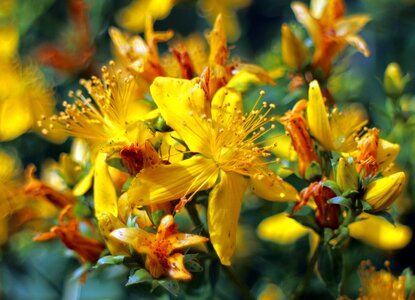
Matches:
[0,25,61,142]
[111,214,208,280]
[117,0,176,33]
[258,212,411,251]
[358,260,406,300]
[291,0,370,75]
[127,77,298,265]
[110,19,174,86]
[306,80,367,151]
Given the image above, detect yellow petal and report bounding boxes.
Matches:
[250,173,298,202]
[98,212,130,256]
[128,156,219,206]
[208,14,228,65]
[291,2,322,46]
[111,227,153,252]
[281,24,309,70]
[257,213,310,244]
[335,15,370,37]
[0,94,32,141]
[349,214,412,250]
[94,152,118,218]
[168,233,208,251]
[208,171,248,266]
[377,139,400,171]
[167,253,192,280]
[345,34,370,57]
[117,0,175,32]
[73,167,94,196]
[0,25,18,61]
[150,77,212,155]
[307,80,334,149]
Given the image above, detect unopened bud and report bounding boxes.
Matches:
[363,172,406,212]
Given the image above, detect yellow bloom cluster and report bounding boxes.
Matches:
[1,0,411,296]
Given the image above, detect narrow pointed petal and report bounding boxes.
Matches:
[307,80,334,149]
[168,233,208,250]
[208,171,248,266]
[250,173,298,202]
[291,2,322,46]
[168,253,192,280]
[128,156,219,206]
[257,213,310,244]
[208,14,229,66]
[349,214,412,250]
[335,15,370,36]
[150,77,212,155]
[281,24,309,70]
[345,34,370,57]
[94,152,118,218]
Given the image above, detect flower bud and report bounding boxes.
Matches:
[98,212,130,256]
[281,24,309,70]
[384,63,409,99]
[336,156,358,192]
[363,172,406,212]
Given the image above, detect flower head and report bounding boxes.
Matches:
[358,260,406,300]
[127,78,297,265]
[291,0,370,75]
[111,214,208,280]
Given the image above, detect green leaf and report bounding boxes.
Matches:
[96,255,125,267]
[341,189,359,198]
[184,255,204,273]
[372,211,396,226]
[126,269,153,286]
[106,156,129,173]
[321,180,342,196]
[327,196,352,208]
[361,200,372,212]
[317,244,343,298]
[159,279,180,297]
[150,210,166,227]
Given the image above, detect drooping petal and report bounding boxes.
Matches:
[94,152,118,218]
[250,173,298,202]
[349,214,412,250]
[208,170,248,266]
[345,34,370,57]
[167,253,192,280]
[150,77,212,155]
[257,213,311,244]
[127,156,219,206]
[307,80,334,150]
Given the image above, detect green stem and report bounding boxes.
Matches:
[291,240,322,300]
[185,203,256,300]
